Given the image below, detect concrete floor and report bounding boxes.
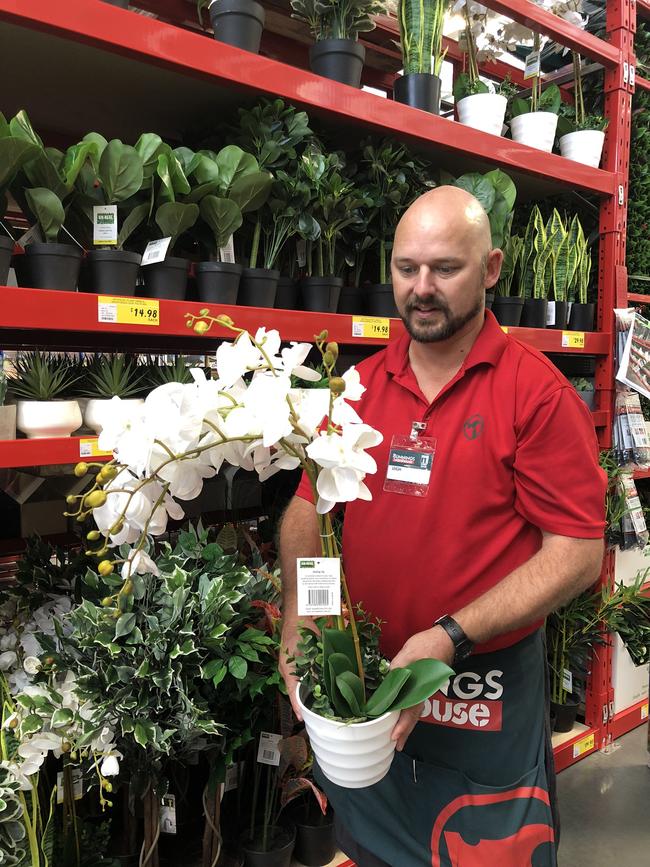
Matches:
[557,724,650,865]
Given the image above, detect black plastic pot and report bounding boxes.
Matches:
[492,296,524,327]
[86,249,141,296]
[366,283,398,317]
[569,302,595,332]
[22,242,83,291]
[300,276,343,313]
[550,700,580,733]
[196,261,242,305]
[338,285,365,315]
[0,235,13,284]
[141,256,189,300]
[293,818,336,867]
[238,267,279,307]
[485,291,495,311]
[521,297,548,329]
[241,825,295,867]
[274,277,300,310]
[575,389,595,411]
[548,300,569,330]
[209,0,265,53]
[102,0,130,6]
[393,73,441,114]
[309,39,365,87]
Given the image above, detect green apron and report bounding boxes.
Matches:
[314,630,557,867]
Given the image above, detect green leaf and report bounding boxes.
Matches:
[199,195,242,251]
[228,656,248,680]
[100,139,144,203]
[24,187,65,242]
[214,145,258,191]
[62,141,97,190]
[511,97,530,118]
[117,201,149,249]
[228,171,273,213]
[21,714,43,735]
[364,668,411,717]
[539,84,562,114]
[453,173,496,214]
[115,612,136,639]
[484,169,516,212]
[335,670,366,717]
[82,568,99,590]
[0,138,39,190]
[134,721,151,747]
[366,659,454,717]
[155,201,199,251]
[9,110,44,149]
[51,708,74,728]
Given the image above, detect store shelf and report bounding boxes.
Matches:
[552,723,599,772]
[633,468,650,479]
[610,698,649,740]
[628,293,650,304]
[0,436,110,469]
[0,0,617,199]
[638,0,650,20]
[637,75,650,92]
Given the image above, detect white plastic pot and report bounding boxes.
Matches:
[16,400,82,439]
[510,111,559,152]
[559,129,605,168]
[83,398,144,434]
[297,685,399,788]
[456,93,507,137]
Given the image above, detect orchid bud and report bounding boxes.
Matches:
[194,321,209,335]
[121,580,134,596]
[98,560,114,577]
[74,462,89,478]
[329,377,346,395]
[87,530,101,541]
[85,490,107,509]
[322,351,335,367]
[216,314,234,326]
[101,597,113,607]
[326,341,339,362]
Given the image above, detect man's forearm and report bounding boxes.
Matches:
[453,534,604,646]
[278,495,321,628]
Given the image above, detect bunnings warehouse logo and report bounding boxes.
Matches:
[301,560,315,568]
[97,213,115,224]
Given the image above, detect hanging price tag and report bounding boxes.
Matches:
[257,732,282,766]
[546,301,556,327]
[562,668,573,694]
[524,50,541,79]
[93,205,118,246]
[98,295,160,326]
[79,438,112,458]
[297,557,341,616]
[572,733,595,759]
[562,331,585,349]
[141,237,171,266]
[224,761,245,792]
[56,769,83,805]
[352,316,390,340]
[296,239,307,267]
[17,224,43,248]
[160,794,177,834]
[219,235,235,264]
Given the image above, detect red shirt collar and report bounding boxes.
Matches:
[385,309,508,378]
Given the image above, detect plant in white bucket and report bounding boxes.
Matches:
[80,353,146,434]
[9,352,82,438]
[556,52,608,167]
[509,44,562,153]
[65,314,453,791]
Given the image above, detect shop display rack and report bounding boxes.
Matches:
[0,0,644,773]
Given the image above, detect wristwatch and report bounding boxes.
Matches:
[434,615,474,665]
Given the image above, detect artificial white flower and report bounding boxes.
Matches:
[1,760,34,791]
[23,657,41,675]
[216,332,262,387]
[98,397,151,474]
[121,549,160,581]
[100,754,120,777]
[0,650,17,671]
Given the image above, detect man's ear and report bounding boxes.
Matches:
[485,248,504,290]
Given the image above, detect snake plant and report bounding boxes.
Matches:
[399,0,448,76]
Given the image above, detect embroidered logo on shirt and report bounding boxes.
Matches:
[463,415,484,441]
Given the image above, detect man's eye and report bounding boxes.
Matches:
[400,266,416,275]
[438,265,456,275]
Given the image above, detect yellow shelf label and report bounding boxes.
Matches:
[352,316,390,340]
[79,438,112,458]
[98,295,160,327]
[572,733,595,759]
[641,703,649,721]
[562,330,585,349]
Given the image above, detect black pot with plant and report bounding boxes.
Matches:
[275,276,300,310]
[290,803,336,867]
[394,0,447,113]
[567,214,595,331]
[199,0,266,54]
[140,202,199,300]
[491,232,523,326]
[0,114,40,282]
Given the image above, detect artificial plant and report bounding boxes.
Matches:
[398,0,448,76]
[0,111,40,239]
[556,53,609,137]
[452,169,517,250]
[80,354,146,399]
[8,352,82,401]
[290,0,384,42]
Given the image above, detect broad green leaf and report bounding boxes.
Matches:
[135,132,164,169]
[199,195,242,251]
[325,652,354,709]
[539,84,562,114]
[100,139,144,203]
[21,714,43,735]
[115,612,136,639]
[364,668,411,717]
[510,97,530,118]
[83,132,108,170]
[117,201,148,249]
[24,187,65,242]
[453,173,496,214]
[134,721,151,747]
[366,659,453,717]
[228,655,248,680]
[214,145,258,192]
[335,670,366,717]
[229,171,273,213]
[81,567,99,590]
[51,708,74,728]
[484,169,517,212]
[62,141,97,190]
[156,152,175,203]
[9,110,44,149]
[0,138,39,190]
[155,201,199,250]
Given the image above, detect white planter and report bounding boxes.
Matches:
[83,397,144,434]
[297,686,399,788]
[16,400,82,439]
[510,111,558,152]
[559,129,605,168]
[456,93,507,137]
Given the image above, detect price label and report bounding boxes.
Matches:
[296,239,307,267]
[352,316,390,340]
[572,733,595,759]
[562,668,573,694]
[141,237,171,266]
[56,769,83,805]
[79,438,112,458]
[219,235,235,264]
[93,205,118,246]
[297,557,341,616]
[562,331,585,349]
[257,732,281,767]
[160,794,177,834]
[98,295,160,327]
[524,50,541,79]
[17,224,43,248]
[641,703,649,720]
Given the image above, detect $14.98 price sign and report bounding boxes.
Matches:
[98,296,160,327]
[352,316,390,340]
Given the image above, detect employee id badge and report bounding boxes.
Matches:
[383,427,436,497]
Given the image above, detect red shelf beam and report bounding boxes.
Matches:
[609,698,649,740]
[637,75,650,92]
[552,726,600,772]
[638,0,650,20]
[0,437,110,469]
[628,293,650,304]
[0,0,616,197]
[633,468,650,479]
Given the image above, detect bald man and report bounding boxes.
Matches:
[279,187,606,866]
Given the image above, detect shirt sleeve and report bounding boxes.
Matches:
[513,386,606,537]
[295,470,314,503]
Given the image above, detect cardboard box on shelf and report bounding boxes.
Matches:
[612,633,650,715]
[614,544,650,587]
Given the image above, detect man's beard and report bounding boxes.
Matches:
[400,292,483,343]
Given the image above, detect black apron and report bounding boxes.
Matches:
[314,629,557,867]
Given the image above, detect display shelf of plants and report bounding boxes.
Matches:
[610,696,650,740]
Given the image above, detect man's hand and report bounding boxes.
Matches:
[279,617,319,722]
[389,626,455,751]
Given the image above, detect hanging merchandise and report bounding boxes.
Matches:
[616,310,650,399]
[619,473,649,550]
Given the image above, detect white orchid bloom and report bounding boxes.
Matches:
[280,342,321,381]
[121,549,160,581]
[100,754,121,777]
[216,332,262,387]
[98,397,151,474]
[243,372,293,447]
[0,633,17,651]
[23,657,41,675]
[1,760,34,791]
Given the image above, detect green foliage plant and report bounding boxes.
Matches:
[0,111,40,232]
[495,234,523,297]
[556,53,609,137]
[8,352,82,401]
[627,39,650,284]
[149,355,196,387]
[290,0,384,42]
[452,169,517,250]
[0,762,28,867]
[451,1,489,102]
[509,36,561,119]
[80,354,145,399]
[0,367,7,406]
[399,0,448,76]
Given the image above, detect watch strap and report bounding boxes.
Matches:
[434,614,473,664]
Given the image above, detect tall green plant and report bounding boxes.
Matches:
[399,0,448,76]
[496,234,523,297]
[290,0,384,41]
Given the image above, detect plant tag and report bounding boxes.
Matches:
[352,316,390,339]
[79,438,112,458]
[296,239,307,267]
[546,301,556,326]
[16,224,43,248]
[224,761,244,792]
[257,732,281,766]
[141,237,171,266]
[56,768,83,805]
[98,295,159,326]
[160,794,177,834]
[524,50,541,80]
[457,32,469,54]
[93,205,118,245]
[219,235,235,264]
[572,733,595,759]
[297,557,341,616]
[562,331,585,349]
[562,668,573,693]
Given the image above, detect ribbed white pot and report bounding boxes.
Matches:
[83,398,144,434]
[559,130,605,168]
[456,93,507,137]
[297,686,399,789]
[510,111,558,152]
[16,400,82,439]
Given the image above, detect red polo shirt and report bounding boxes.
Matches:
[296,311,606,658]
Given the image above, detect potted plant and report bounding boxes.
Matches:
[509,41,562,152]
[557,52,609,167]
[9,352,82,438]
[198,0,266,54]
[569,376,595,411]
[452,168,517,249]
[568,215,595,331]
[394,0,448,113]
[518,205,549,328]
[0,113,39,282]
[80,354,146,434]
[290,0,385,87]
[140,201,199,300]
[148,355,196,387]
[0,366,16,440]
[491,233,524,324]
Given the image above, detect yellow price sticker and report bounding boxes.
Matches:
[561,330,585,349]
[352,316,390,340]
[641,703,649,721]
[572,733,595,759]
[98,296,160,327]
[79,438,112,459]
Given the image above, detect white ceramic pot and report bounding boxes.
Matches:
[83,397,144,434]
[456,93,507,137]
[510,111,559,152]
[16,400,82,439]
[297,685,399,788]
[559,130,605,168]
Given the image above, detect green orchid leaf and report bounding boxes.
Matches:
[325,651,354,705]
[364,667,411,717]
[366,659,454,717]
[335,670,366,717]
[322,627,357,670]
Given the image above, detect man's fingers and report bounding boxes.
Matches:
[391,703,424,751]
[286,677,303,722]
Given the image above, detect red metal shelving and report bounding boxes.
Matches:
[633,468,650,479]
[0,437,111,470]
[610,697,649,740]
[628,293,650,304]
[637,75,650,92]
[638,0,650,20]
[553,726,600,773]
